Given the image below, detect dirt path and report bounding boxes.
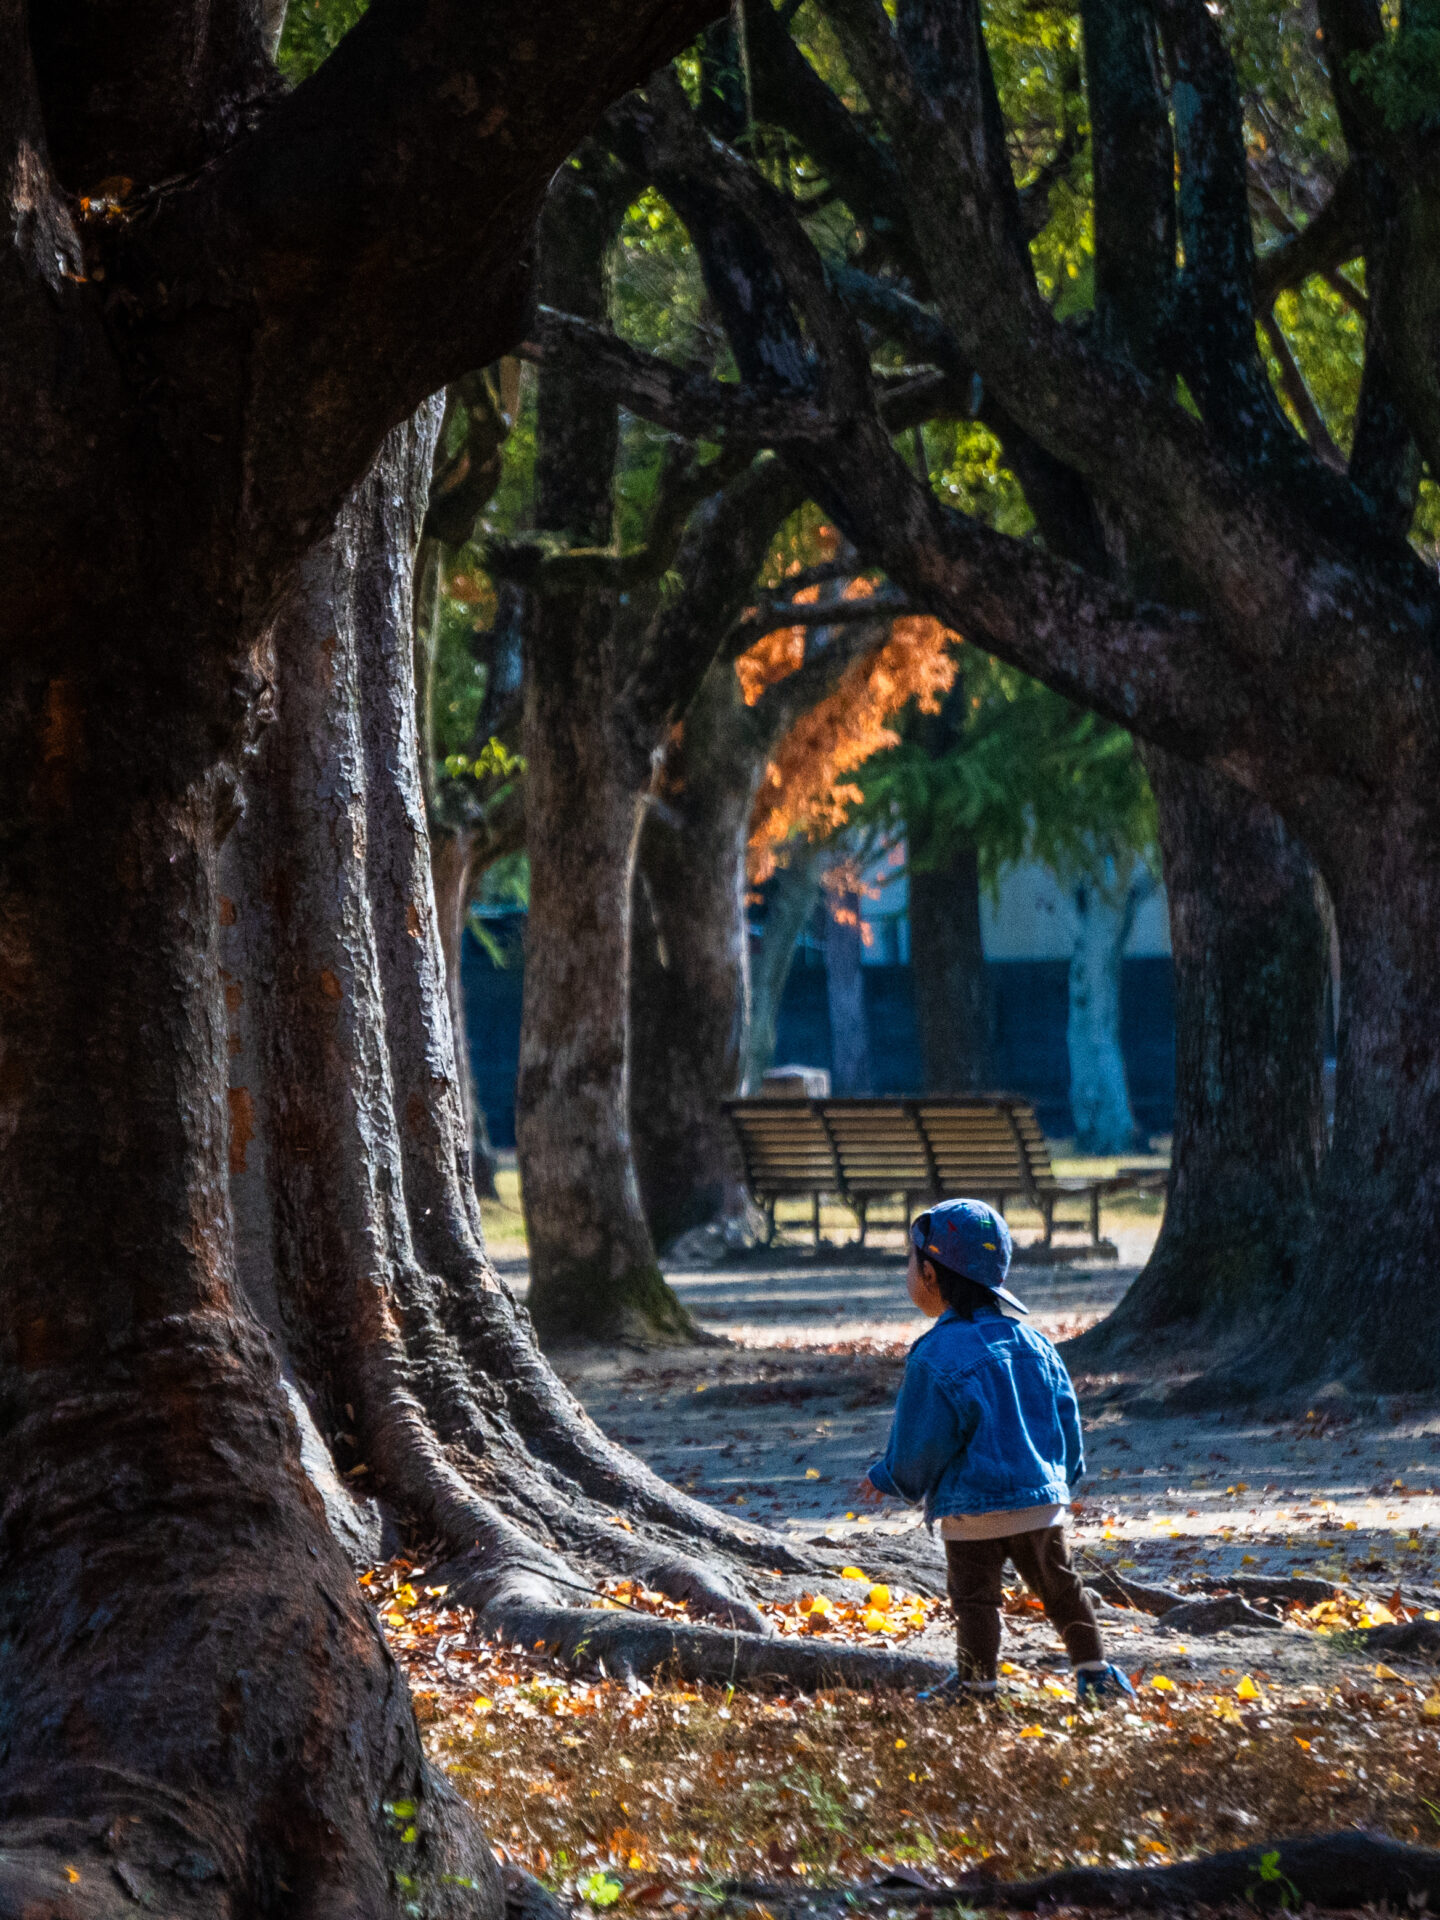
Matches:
[494,1235,1440,1692]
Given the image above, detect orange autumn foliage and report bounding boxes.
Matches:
[745,608,959,882]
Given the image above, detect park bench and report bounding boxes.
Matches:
[723,1094,1159,1250]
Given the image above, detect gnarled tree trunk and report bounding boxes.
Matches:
[0,515,498,1918]
[1067,756,1327,1363]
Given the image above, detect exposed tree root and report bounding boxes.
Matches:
[442,1594,951,1687]
[720,1831,1440,1914]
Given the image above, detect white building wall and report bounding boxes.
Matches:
[859,854,1171,962]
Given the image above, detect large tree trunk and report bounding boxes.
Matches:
[516,645,695,1343]
[1069,755,1328,1366]
[630,690,757,1250]
[1247,792,1440,1394]
[0,601,497,1910]
[1066,859,1149,1154]
[908,836,996,1091]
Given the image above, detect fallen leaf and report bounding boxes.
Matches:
[1236,1676,1261,1701]
[1151,1675,1176,1692]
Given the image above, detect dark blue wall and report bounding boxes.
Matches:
[461,923,1175,1148]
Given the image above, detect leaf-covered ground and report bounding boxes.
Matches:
[374,1561,1440,1913]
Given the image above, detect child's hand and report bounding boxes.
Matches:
[856,1475,885,1506]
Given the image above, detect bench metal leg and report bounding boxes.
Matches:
[1089,1188,1101,1245]
[855,1198,868,1247]
[1042,1197,1054,1247]
[812,1190,821,1245]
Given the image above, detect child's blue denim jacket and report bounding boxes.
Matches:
[867,1306,1084,1521]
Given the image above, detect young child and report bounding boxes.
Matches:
[859,1198,1134,1704]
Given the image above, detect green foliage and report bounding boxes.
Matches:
[443,738,526,785]
[854,651,1156,895]
[577,1870,624,1907]
[276,0,368,82]
[1348,16,1440,134]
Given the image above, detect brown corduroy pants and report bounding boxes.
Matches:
[944,1526,1104,1682]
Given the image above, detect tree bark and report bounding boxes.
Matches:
[0,514,498,1916]
[630,677,758,1250]
[1065,859,1149,1154]
[1070,755,1328,1363]
[517,645,696,1343]
[908,836,996,1092]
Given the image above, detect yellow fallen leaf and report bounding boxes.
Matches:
[805,1469,820,1480]
[840,1566,867,1580]
[1151,1675,1176,1692]
[1241,1555,1257,1565]
[1118,1559,1137,1570]
[805,1594,832,1616]
[1344,1521,1357,1530]
[64,1868,79,1885]
[1236,1675,1261,1700]
[895,1738,907,1749]
[473,1696,494,1713]
[1295,1737,1310,1750]
[867,1584,891,1610]
[385,1612,406,1628]
[1374,1664,1402,1681]
[1426,1610,1440,1622]
[1362,1605,1396,1627]
[1019,1724,1045,1738]
[862,1609,889,1632]
[999,1661,1018,1675]
[1423,1695,1440,1718]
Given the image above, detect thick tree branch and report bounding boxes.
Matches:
[630,453,806,731]
[522,309,832,442]
[29,0,274,188]
[727,587,909,657]
[1253,166,1366,309]
[1082,0,1174,364]
[122,0,732,624]
[750,613,899,737]
[815,0,1419,612]
[1260,310,1345,469]
[1157,0,1297,465]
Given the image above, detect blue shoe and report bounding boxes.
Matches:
[1076,1663,1137,1706]
[918,1670,999,1704]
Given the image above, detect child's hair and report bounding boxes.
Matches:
[912,1212,1001,1319]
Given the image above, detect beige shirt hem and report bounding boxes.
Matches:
[938,1499,1068,1541]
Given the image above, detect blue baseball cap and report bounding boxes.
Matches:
[911,1199,1027,1314]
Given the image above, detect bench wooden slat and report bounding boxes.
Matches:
[724,1094,1147,1249]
